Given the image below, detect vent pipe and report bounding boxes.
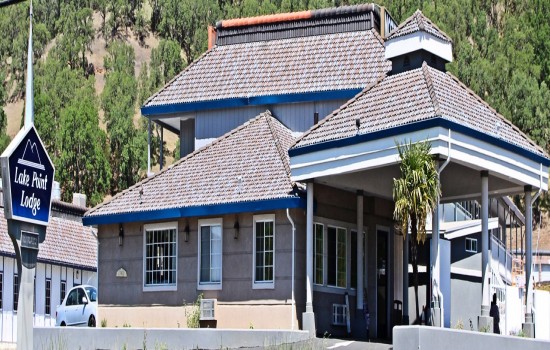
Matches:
[52,181,61,200]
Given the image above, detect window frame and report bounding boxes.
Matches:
[252,214,275,289]
[45,278,51,315]
[13,274,19,312]
[143,221,178,292]
[314,223,325,285]
[197,218,223,290]
[326,225,347,288]
[60,280,66,306]
[465,237,478,253]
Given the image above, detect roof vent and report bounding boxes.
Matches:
[385,10,452,74]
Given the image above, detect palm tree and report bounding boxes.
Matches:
[393,140,440,323]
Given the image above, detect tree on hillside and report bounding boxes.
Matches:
[35,56,84,158]
[55,3,94,72]
[0,72,10,153]
[102,41,147,194]
[153,0,220,64]
[57,79,111,206]
[393,140,440,322]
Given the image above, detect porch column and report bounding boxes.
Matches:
[147,118,152,176]
[403,221,409,325]
[303,182,316,337]
[478,171,493,331]
[523,186,534,337]
[430,197,441,327]
[357,191,364,311]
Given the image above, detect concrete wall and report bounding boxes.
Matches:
[393,325,550,350]
[97,208,306,329]
[535,290,550,340]
[34,327,310,350]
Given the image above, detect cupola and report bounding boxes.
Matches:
[384,10,453,74]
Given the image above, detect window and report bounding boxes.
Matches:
[45,279,51,315]
[314,223,324,285]
[144,222,178,291]
[253,214,275,289]
[0,272,3,310]
[466,237,478,253]
[198,219,222,289]
[60,281,66,305]
[13,274,19,311]
[327,226,347,288]
[332,304,348,326]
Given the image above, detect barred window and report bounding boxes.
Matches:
[13,274,18,311]
[314,223,324,285]
[0,272,3,310]
[144,223,177,290]
[60,280,66,305]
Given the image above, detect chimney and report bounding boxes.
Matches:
[73,193,87,208]
[208,25,216,50]
[52,181,61,201]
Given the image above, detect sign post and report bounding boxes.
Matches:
[1,126,54,350]
[0,1,52,348]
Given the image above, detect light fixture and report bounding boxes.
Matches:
[119,223,124,246]
[184,223,190,242]
[233,219,240,239]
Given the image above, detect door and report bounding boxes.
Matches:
[377,229,388,339]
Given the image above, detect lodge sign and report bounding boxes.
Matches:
[1,126,55,226]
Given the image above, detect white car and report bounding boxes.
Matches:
[55,285,98,327]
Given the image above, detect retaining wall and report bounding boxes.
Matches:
[394,325,550,350]
[34,327,310,350]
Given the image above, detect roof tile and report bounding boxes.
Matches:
[293,63,546,159]
[387,10,452,42]
[85,112,298,218]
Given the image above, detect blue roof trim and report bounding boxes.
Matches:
[141,89,363,116]
[289,118,550,166]
[83,197,306,226]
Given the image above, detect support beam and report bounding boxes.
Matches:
[303,182,316,337]
[523,185,534,337]
[431,196,442,327]
[160,126,164,170]
[403,221,409,325]
[147,118,152,176]
[357,191,364,311]
[478,170,493,331]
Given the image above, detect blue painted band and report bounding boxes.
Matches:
[289,117,550,166]
[83,197,306,226]
[141,89,363,116]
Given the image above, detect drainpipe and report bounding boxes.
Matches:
[286,209,296,330]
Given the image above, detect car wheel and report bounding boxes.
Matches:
[60,322,66,327]
[88,315,96,327]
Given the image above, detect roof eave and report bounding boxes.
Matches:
[289,117,550,167]
[141,89,363,116]
[83,197,306,226]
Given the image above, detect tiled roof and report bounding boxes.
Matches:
[293,63,546,158]
[0,212,97,270]
[143,29,390,109]
[387,10,452,42]
[85,112,298,219]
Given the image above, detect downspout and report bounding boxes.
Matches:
[434,129,451,326]
[527,164,543,320]
[286,208,296,330]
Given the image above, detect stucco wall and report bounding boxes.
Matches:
[97,208,306,329]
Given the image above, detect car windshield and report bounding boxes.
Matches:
[84,286,97,302]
